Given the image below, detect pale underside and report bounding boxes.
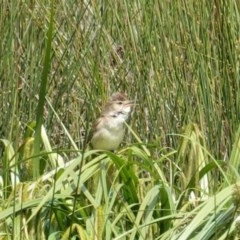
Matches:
[91,125,124,151]
[90,119,125,150]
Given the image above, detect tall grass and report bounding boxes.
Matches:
[1,0,240,239]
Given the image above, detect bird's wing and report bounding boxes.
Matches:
[86,116,103,144]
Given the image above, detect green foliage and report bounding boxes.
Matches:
[1,0,240,239]
[33,0,54,179]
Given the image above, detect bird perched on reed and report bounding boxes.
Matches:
[88,92,133,150]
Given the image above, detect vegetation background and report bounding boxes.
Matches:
[1,0,240,239]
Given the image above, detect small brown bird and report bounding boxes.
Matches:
[88,92,133,150]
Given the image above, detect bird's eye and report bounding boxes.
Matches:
[112,114,118,118]
[117,101,123,105]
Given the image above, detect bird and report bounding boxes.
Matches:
[88,92,133,150]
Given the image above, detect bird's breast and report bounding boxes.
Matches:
[90,125,125,150]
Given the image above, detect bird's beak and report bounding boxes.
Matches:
[125,100,136,106]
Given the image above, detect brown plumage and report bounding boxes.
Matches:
[87,92,134,150]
